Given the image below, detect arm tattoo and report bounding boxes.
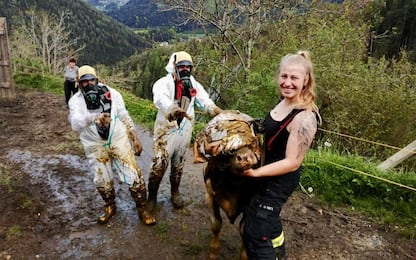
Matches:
[296,114,317,159]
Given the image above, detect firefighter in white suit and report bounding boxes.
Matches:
[68,65,156,225]
[148,51,222,211]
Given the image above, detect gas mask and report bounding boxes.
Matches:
[178,69,191,80]
[81,82,101,110]
[177,69,193,90]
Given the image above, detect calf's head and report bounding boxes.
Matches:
[230,145,261,174]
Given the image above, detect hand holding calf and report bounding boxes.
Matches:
[166,106,192,122]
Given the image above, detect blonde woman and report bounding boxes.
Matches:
[241,51,321,259]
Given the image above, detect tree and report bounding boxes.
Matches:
[16,9,85,74]
[371,0,416,61]
[155,0,307,110]
[159,0,304,74]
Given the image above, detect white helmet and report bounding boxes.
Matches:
[174,51,193,81]
[78,65,97,82]
[175,51,193,67]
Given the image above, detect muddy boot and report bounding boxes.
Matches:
[170,170,184,209]
[170,183,184,209]
[147,190,157,213]
[138,207,156,225]
[171,191,184,209]
[147,173,162,212]
[130,185,156,225]
[97,188,116,224]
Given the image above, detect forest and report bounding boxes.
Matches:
[0,0,149,65]
[98,0,416,63]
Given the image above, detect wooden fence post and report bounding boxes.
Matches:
[0,17,15,98]
[378,140,416,171]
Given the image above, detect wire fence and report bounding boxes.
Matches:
[317,128,416,193]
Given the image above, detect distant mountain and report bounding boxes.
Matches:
[87,0,196,31]
[87,0,129,11]
[103,0,185,29]
[0,0,150,65]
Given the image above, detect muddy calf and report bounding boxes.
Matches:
[194,111,262,259]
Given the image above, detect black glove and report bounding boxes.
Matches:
[251,118,265,134]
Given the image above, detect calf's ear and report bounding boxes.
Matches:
[205,140,223,157]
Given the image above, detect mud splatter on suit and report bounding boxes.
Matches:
[68,65,155,225]
[148,51,222,211]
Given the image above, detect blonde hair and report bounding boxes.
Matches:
[278,50,321,123]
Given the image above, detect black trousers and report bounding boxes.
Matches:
[64,80,77,106]
[243,181,297,259]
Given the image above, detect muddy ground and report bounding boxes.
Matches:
[0,87,415,260]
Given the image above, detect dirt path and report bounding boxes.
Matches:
[0,88,415,259]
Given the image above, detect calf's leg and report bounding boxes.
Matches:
[205,179,222,260]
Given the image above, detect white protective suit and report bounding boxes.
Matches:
[68,84,142,191]
[153,73,217,147]
[148,54,219,209]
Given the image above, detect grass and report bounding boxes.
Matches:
[6,225,22,241]
[184,244,205,256]
[303,149,416,238]
[0,166,15,192]
[155,221,169,239]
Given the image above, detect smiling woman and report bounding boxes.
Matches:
[241,50,321,260]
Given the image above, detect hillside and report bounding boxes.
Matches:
[0,0,150,65]
[88,0,129,10]
[89,0,196,31]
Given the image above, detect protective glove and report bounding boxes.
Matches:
[166,106,192,122]
[94,113,112,140]
[128,130,143,156]
[209,105,224,117]
[94,112,111,127]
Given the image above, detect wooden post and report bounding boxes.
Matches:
[0,17,16,98]
[378,140,416,171]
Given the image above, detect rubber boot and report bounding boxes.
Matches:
[170,169,184,209]
[97,188,116,224]
[147,174,161,212]
[130,185,156,225]
[171,190,184,209]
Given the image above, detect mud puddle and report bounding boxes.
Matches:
[5,127,220,259]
